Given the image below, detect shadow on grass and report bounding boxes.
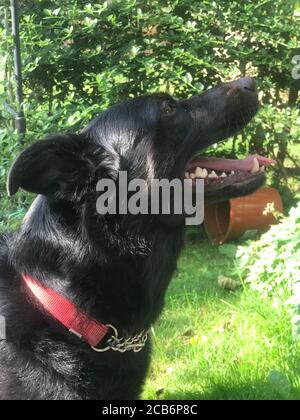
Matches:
[163,380,295,400]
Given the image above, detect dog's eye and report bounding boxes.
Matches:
[163,104,176,116]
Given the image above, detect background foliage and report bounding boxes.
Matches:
[0,1,299,242]
[0,0,299,228]
[237,200,300,337]
[237,202,300,299]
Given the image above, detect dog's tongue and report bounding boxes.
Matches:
[190,155,276,172]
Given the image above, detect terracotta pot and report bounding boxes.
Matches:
[204,187,283,245]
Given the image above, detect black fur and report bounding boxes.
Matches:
[0,78,262,400]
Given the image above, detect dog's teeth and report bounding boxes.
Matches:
[185,172,189,178]
[220,172,227,178]
[195,167,208,178]
[190,173,196,179]
[208,170,218,179]
[250,157,260,173]
[230,171,235,176]
[195,167,202,177]
[260,165,265,172]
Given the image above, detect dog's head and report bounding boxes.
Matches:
[7,77,272,208]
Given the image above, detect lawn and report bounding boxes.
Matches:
[143,229,300,400]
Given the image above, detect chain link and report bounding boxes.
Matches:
[91,325,149,353]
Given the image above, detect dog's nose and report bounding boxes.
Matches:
[231,77,257,93]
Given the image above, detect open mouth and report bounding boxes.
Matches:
[185,154,276,202]
[177,77,275,202]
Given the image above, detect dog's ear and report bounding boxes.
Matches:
[7,134,96,200]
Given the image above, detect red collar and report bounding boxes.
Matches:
[22,273,109,348]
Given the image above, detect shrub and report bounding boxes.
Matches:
[237,200,300,337]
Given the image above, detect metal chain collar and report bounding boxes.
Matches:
[91,324,149,353]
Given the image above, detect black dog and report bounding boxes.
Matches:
[0,77,265,400]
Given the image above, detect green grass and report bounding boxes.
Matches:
[143,229,300,400]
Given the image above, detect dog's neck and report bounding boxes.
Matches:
[9,195,184,334]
